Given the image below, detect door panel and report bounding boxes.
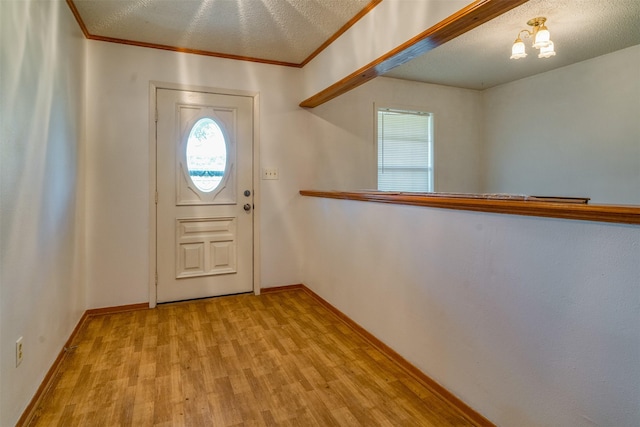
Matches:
[156,89,253,303]
[175,217,237,278]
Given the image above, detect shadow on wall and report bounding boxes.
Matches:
[0,1,86,425]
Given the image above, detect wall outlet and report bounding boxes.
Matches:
[16,337,23,367]
[262,167,279,180]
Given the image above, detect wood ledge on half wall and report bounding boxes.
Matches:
[299,190,640,225]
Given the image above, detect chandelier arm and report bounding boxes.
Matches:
[518,29,533,39]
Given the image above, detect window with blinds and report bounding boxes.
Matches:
[377,108,433,192]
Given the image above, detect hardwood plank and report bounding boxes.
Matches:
[27,290,490,426]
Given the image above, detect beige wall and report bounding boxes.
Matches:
[301,196,640,426]
[0,1,86,425]
[313,45,640,204]
[298,44,640,426]
[482,44,640,204]
[2,1,639,426]
[85,41,309,308]
[301,76,485,192]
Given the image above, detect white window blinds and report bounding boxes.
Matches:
[377,108,433,192]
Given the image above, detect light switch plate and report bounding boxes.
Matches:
[262,168,279,180]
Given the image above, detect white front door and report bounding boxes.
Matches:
[156,88,253,303]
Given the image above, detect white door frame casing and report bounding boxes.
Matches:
[148,81,261,308]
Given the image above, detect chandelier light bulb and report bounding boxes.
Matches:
[510,38,527,59]
[533,24,551,49]
[538,41,556,58]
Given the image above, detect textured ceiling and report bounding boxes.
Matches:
[70,0,640,88]
[71,0,373,65]
[385,0,640,90]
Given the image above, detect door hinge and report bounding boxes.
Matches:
[155,108,158,123]
[155,190,158,204]
[155,271,158,286]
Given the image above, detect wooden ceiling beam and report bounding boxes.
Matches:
[300,0,530,108]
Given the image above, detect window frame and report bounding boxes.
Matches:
[185,116,229,194]
[374,104,434,193]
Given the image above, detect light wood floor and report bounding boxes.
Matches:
[28,289,479,426]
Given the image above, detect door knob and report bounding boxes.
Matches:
[243,203,252,212]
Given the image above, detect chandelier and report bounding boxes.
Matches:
[510,17,556,59]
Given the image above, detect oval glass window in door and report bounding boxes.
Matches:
[186,118,227,193]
